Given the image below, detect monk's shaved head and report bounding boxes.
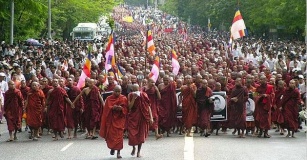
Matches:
[113,85,122,97]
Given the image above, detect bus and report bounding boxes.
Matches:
[71,23,99,41]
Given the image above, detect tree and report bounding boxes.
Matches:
[0,0,121,42]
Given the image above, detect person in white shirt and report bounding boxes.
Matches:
[266,53,276,72]
[0,72,8,92]
[289,56,302,70]
[274,55,287,71]
[14,66,25,82]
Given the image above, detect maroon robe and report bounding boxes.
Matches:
[26,89,45,129]
[181,84,198,129]
[41,85,53,128]
[67,86,84,129]
[255,84,274,130]
[272,88,285,124]
[159,82,177,131]
[48,87,68,132]
[84,86,101,130]
[106,83,116,92]
[4,89,24,131]
[228,86,248,129]
[128,92,150,146]
[20,86,30,100]
[196,86,213,130]
[143,87,159,130]
[100,94,127,150]
[281,88,301,131]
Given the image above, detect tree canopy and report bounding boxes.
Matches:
[0,0,121,43]
[159,0,306,40]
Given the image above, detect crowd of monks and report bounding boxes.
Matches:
[0,5,306,159]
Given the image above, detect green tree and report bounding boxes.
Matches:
[0,0,121,42]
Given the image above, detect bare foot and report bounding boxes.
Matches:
[117,154,122,159]
[186,134,192,137]
[131,147,135,156]
[239,134,246,138]
[137,152,141,158]
[155,134,163,140]
[110,150,115,155]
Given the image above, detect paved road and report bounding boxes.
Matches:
[0,120,306,160]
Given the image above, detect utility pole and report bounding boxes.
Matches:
[48,0,52,39]
[10,0,14,45]
[305,0,307,115]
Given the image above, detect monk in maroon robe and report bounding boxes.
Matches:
[158,76,177,136]
[196,79,213,137]
[105,76,116,92]
[280,80,301,138]
[180,75,197,137]
[3,81,24,141]
[229,78,248,138]
[143,78,162,139]
[47,79,74,140]
[74,79,104,139]
[26,82,45,140]
[40,77,53,133]
[20,80,30,131]
[255,75,274,138]
[272,80,285,135]
[67,78,84,138]
[99,85,127,159]
[127,84,153,158]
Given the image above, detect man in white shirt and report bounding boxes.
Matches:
[266,53,276,72]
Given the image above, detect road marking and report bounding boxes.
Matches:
[184,133,194,160]
[61,142,74,152]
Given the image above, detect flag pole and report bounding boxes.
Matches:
[145,25,148,76]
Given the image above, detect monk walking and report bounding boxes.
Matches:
[229,78,248,138]
[74,79,104,139]
[47,79,74,141]
[196,79,214,137]
[180,75,197,137]
[143,78,162,139]
[67,78,84,139]
[255,75,274,138]
[3,81,24,142]
[25,82,45,141]
[128,84,154,158]
[158,76,177,137]
[99,85,127,159]
[280,80,302,138]
[272,80,285,135]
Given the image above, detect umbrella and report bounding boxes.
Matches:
[26,38,43,46]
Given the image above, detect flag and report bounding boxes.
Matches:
[123,16,134,23]
[117,63,124,78]
[105,33,115,71]
[77,53,91,88]
[148,56,160,82]
[231,10,247,39]
[171,50,180,76]
[147,29,156,56]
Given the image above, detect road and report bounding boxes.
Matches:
[0,120,306,160]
